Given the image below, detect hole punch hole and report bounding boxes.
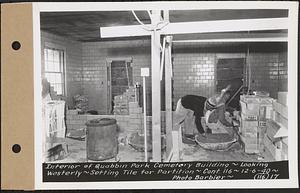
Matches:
[12,41,21,50]
[12,144,21,153]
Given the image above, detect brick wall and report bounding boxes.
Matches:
[41,31,287,113]
[247,52,287,98]
[81,40,287,112]
[278,52,288,92]
[66,109,166,139]
[82,40,151,114]
[41,31,83,107]
[173,52,216,104]
[172,42,287,106]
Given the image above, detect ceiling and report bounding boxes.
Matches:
[40,9,288,42]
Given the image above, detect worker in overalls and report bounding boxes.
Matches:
[173,85,233,141]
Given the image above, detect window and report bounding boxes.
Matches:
[44,47,66,96]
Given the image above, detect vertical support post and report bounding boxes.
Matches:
[165,36,173,161]
[151,10,162,162]
[141,68,149,162]
[163,10,169,23]
[143,76,147,162]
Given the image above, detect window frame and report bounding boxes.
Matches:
[44,42,67,96]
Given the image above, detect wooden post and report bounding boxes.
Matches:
[165,36,173,161]
[151,10,162,162]
[143,76,147,162]
[141,68,149,162]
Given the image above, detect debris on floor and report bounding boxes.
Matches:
[128,132,166,152]
[46,143,69,162]
[66,128,86,141]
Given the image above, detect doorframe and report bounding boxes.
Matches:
[215,53,246,91]
[105,57,133,114]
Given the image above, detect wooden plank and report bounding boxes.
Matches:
[100,18,288,38]
[169,125,183,162]
[171,130,180,161]
[142,76,148,162]
[273,101,288,119]
[165,36,173,161]
[151,10,162,162]
[173,32,287,42]
[266,119,281,141]
[161,18,288,35]
[263,135,280,161]
[172,37,287,43]
[277,92,288,106]
[275,112,288,128]
[100,24,151,38]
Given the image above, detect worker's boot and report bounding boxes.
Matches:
[182,135,196,144]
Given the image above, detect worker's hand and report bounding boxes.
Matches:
[222,85,231,93]
[226,84,231,91]
[225,112,233,124]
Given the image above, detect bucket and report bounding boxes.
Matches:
[86,118,118,161]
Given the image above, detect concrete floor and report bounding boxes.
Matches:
[50,137,274,163]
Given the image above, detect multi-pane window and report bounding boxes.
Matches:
[44,47,65,95]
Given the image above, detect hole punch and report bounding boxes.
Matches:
[12,41,21,50]
[12,144,21,153]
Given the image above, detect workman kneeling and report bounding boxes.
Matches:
[174,85,234,140]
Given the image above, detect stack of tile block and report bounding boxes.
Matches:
[113,86,138,115]
[264,92,288,160]
[239,95,273,154]
[113,95,129,115]
[73,95,89,112]
[126,86,138,102]
[128,101,143,134]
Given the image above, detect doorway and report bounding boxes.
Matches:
[216,57,245,110]
[106,58,133,114]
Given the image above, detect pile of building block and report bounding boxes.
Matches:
[128,101,143,133]
[239,95,273,154]
[113,95,129,115]
[264,92,288,160]
[113,86,138,115]
[73,94,89,112]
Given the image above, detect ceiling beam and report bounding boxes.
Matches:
[172,37,288,43]
[100,24,151,38]
[172,32,287,41]
[100,17,288,38]
[161,18,288,35]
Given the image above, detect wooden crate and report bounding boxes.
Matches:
[277,92,288,106]
[263,135,288,161]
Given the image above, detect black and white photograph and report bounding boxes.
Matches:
[34,1,298,189]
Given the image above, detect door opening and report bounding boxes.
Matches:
[216,57,245,110]
[107,59,133,114]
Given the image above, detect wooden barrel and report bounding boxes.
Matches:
[86,118,118,161]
